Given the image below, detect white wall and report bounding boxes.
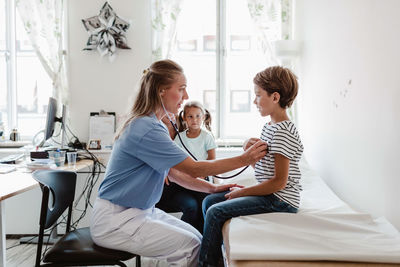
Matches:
[67,0,152,142]
[295,0,400,229]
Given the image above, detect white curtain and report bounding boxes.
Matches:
[280,0,292,40]
[246,0,292,65]
[246,0,280,64]
[151,0,184,61]
[247,0,296,120]
[16,0,68,105]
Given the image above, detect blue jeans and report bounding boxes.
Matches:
[199,191,297,267]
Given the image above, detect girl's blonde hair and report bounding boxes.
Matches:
[178,100,212,132]
[115,59,184,140]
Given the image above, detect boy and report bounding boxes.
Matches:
[199,66,304,267]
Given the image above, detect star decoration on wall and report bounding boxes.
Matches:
[82,2,131,61]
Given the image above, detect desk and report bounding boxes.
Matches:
[0,159,93,267]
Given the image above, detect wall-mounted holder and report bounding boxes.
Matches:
[82,2,131,61]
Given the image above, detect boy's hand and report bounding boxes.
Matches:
[241,140,267,165]
[243,138,261,151]
[225,186,245,200]
[212,183,242,193]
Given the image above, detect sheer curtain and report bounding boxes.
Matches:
[280,0,292,41]
[151,0,292,63]
[247,0,281,65]
[151,0,184,61]
[16,0,68,105]
[247,0,297,121]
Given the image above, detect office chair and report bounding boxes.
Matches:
[33,169,141,267]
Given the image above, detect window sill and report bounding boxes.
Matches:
[215,138,244,148]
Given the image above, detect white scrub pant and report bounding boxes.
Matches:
[90,198,202,267]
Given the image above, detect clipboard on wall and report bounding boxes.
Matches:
[89,111,116,150]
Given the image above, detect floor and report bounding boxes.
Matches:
[5,238,168,267]
[7,238,400,267]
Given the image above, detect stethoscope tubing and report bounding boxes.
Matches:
[170,120,249,179]
[160,100,248,179]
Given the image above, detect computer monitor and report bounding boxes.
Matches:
[39,97,67,148]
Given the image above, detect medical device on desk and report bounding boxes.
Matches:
[162,102,249,179]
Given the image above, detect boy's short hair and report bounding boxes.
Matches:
[253,66,298,108]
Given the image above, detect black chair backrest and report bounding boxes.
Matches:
[32,170,77,229]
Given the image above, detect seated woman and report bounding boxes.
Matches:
[90,59,266,266]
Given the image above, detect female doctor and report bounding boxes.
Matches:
[90,59,267,266]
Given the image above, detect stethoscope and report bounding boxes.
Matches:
[162,101,249,179]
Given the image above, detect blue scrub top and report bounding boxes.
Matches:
[98,113,188,209]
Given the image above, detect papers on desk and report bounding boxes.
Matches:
[0,164,17,174]
[25,161,56,171]
[89,111,116,150]
[31,158,52,164]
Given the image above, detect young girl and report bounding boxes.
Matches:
[199,66,304,267]
[156,101,216,233]
[175,100,216,161]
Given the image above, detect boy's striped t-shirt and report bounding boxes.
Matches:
[254,120,304,209]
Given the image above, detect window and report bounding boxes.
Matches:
[171,0,282,142]
[0,0,52,140]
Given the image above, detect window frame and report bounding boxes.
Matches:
[1,0,55,140]
[216,0,226,139]
[155,0,290,145]
[171,0,269,145]
[215,0,287,145]
[217,0,261,144]
[4,0,17,132]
